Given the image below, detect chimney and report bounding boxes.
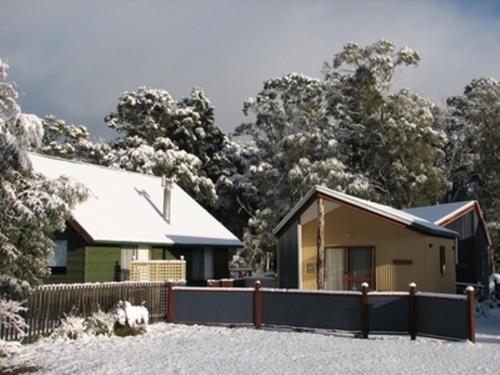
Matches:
[161,176,173,223]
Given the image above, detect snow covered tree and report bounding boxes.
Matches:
[40,115,111,164]
[0,58,87,338]
[104,87,234,207]
[323,39,450,208]
[445,77,500,267]
[236,73,369,271]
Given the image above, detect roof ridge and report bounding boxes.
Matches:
[405,200,476,210]
[28,152,164,181]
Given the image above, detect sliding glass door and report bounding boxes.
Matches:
[325,247,374,291]
[325,248,345,290]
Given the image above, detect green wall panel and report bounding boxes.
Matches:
[45,247,85,284]
[151,248,176,260]
[85,246,121,282]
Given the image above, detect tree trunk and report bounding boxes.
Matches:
[316,196,325,290]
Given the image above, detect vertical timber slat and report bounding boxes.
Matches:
[316,196,325,290]
[361,283,369,338]
[254,281,262,329]
[466,286,476,343]
[166,282,174,323]
[409,282,417,340]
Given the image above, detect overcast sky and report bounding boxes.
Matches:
[1,0,500,139]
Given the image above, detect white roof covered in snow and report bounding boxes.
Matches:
[29,153,242,247]
[273,185,458,238]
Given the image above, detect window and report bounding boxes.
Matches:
[50,240,68,274]
[439,246,446,275]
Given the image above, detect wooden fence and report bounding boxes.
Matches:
[0,281,172,342]
[0,282,477,343]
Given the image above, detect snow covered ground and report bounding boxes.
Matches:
[3,310,500,374]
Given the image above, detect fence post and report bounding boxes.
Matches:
[408,282,417,340]
[466,286,476,343]
[166,282,175,323]
[361,282,369,338]
[254,281,262,329]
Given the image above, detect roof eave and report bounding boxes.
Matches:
[273,186,458,239]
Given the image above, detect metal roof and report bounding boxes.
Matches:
[404,201,475,224]
[29,153,242,247]
[273,185,458,239]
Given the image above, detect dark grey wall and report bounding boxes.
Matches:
[277,221,299,288]
[173,289,253,324]
[369,295,409,332]
[445,210,491,287]
[262,291,361,331]
[169,288,470,341]
[416,295,468,339]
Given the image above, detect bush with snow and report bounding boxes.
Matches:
[48,301,149,340]
[0,339,21,358]
[85,309,116,337]
[50,313,87,340]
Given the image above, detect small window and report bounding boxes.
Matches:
[439,246,446,275]
[50,240,68,274]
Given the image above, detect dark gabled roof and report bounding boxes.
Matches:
[405,200,491,246]
[273,186,458,239]
[404,201,475,224]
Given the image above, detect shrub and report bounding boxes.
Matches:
[50,313,86,340]
[85,309,115,337]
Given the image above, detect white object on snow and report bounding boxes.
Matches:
[113,301,149,327]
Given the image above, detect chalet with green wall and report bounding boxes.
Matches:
[30,153,242,286]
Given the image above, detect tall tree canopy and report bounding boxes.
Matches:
[445,77,500,264]
[0,59,87,337]
[323,39,449,208]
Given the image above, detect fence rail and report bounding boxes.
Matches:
[0,282,476,343]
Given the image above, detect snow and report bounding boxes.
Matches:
[4,309,500,374]
[28,152,242,247]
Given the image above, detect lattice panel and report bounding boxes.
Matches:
[130,260,186,282]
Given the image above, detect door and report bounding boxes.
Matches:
[325,247,374,291]
[344,247,374,290]
[325,248,345,290]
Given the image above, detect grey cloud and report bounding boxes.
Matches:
[1,0,499,139]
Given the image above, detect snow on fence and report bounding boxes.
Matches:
[0,282,476,343]
[130,259,186,282]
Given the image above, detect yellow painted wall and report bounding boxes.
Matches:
[300,205,455,293]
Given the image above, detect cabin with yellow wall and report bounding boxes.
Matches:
[275,186,458,294]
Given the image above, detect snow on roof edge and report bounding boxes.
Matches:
[273,185,458,238]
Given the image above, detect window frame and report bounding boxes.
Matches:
[50,240,68,274]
